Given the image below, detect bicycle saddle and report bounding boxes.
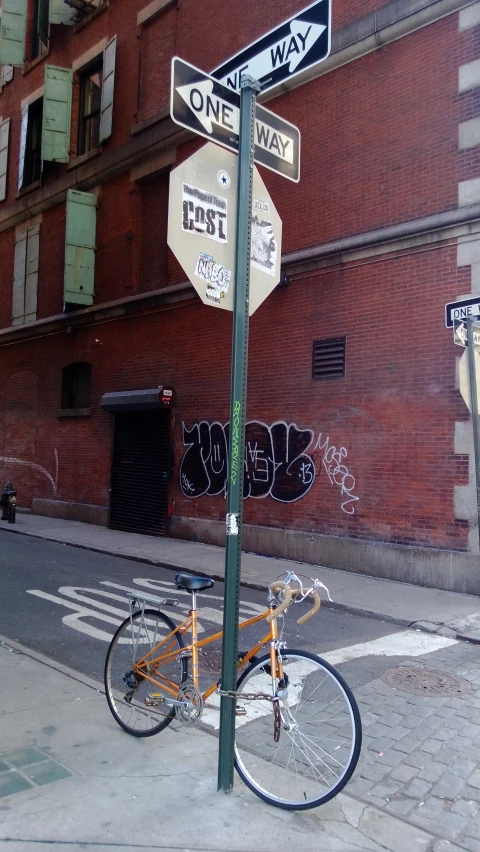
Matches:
[175,572,215,592]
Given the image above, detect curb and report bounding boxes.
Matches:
[0,523,415,627]
[3,524,480,645]
[0,634,104,693]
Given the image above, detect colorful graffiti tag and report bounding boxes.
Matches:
[180,420,359,512]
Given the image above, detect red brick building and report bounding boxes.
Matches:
[0,0,479,592]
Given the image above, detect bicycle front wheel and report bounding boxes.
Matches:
[104,609,187,737]
[234,650,362,810]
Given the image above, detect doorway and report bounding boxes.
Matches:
[110,409,171,535]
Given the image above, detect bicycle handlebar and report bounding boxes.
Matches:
[266,582,293,622]
[296,591,321,624]
[267,581,321,625]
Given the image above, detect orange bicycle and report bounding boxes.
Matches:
[104,570,362,810]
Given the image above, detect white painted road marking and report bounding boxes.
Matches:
[26,577,266,641]
[201,630,459,730]
[321,630,458,666]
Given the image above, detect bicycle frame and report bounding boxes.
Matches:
[129,593,284,703]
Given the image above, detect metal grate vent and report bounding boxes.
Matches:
[312,337,346,381]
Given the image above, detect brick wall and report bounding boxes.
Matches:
[0,236,470,551]
[0,0,476,569]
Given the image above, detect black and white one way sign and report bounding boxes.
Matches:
[212,0,331,94]
[445,296,480,327]
[171,58,301,182]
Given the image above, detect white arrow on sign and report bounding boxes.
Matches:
[212,0,331,95]
[217,21,325,91]
[177,79,295,165]
[177,79,238,135]
[454,322,480,347]
[455,322,469,346]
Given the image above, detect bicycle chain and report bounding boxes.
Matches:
[217,690,279,702]
[273,700,281,742]
[218,689,282,742]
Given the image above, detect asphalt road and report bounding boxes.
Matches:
[0,532,403,686]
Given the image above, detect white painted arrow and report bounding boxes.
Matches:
[177,79,239,135]
[219,20,326,89]
[456,322,468,345]
[176,79,295,164]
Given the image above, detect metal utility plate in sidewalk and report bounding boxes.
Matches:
[0,746,71,798]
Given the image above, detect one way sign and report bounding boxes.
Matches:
[212,0,331,95]
[170,57,301,182]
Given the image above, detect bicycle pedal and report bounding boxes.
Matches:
[236,707,247,716]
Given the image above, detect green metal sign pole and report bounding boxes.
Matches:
[218,75,260,793]
[467,317,480,551]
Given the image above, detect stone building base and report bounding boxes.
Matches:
[170,516,480,597]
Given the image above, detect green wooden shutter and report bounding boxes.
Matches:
[0,118,10,201]
[99,36,116,143]
[42,65,72,163]
[49,0,75,26]
[12,229,27,326]
[64,189,97,306]
[24,225,40,323]
[12,226,39,325]
[0,0,27,67]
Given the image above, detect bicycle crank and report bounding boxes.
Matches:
[176,681,203,723]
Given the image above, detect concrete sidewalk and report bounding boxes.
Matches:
[0,637,451,852]
[2,511,480,641]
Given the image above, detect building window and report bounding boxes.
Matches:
[78,60,103,155]
[31,0,49,60]
[312,337,346,381]
[61,362,92,410]
[20,98,43,189]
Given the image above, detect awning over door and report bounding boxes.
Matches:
[101,387,173,412]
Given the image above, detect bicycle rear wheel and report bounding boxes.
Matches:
[104,609,187,737]
[234,649,362,810]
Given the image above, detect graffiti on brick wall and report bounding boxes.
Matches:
[0,449,59,495]
[180,421,359,512]
[311,434,359,515]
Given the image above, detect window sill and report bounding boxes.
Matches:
[16,179,42,199]
[57,408,92,418]
[23,49,50,76]
[68,146,103,170]
[137,0,177,27]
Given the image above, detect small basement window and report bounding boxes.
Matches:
[61,362,92,411]
[312,337,346,381]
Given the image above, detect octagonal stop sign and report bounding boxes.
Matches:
[167,142,282,315]
[459,348,480,413]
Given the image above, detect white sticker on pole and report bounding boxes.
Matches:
[226,513,239,536]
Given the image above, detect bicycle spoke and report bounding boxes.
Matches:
[234,650,361,809]
[104,609,187,738]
